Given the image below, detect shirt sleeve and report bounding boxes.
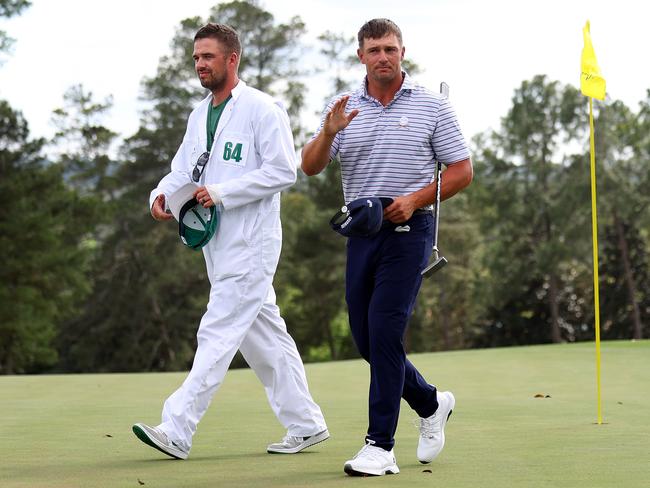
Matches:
[432,97,471,165]
[149,114,195,209]
[149,110,202,209]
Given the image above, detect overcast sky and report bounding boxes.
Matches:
[1,0,648,146]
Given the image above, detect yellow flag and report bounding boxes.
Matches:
[581,21,606,100]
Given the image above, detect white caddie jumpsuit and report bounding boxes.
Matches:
[149,80,327,451]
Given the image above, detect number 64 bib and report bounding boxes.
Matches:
[218,132,250,168]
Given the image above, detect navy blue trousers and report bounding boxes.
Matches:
[346,213,439,451]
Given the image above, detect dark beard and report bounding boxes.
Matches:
[199,72,227,92]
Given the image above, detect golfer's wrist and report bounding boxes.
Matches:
[322,126,339,138]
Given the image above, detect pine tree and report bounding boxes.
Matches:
[0,100,94,373]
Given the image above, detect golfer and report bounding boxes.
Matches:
[302,18,472,476]
[133,23,328,460]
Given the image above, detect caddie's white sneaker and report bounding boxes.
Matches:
[343,442,400,476]
[267,429,330,454]
[417,390,455,463]
[132,423,189,460]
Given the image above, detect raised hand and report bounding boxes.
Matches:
[323,96,359,137]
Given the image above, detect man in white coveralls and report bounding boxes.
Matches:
[132,23,328,460]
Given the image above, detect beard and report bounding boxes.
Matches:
[198,70,227,91]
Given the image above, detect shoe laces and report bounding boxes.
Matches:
[280,434,303,446]
[417,413,441,438]
[155,428,187,452]
[354,442,389,461]
[153,427,171,444]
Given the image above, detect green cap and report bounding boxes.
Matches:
[168,183,219,250]
[178,199,219,250]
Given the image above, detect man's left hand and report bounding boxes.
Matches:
[384,196,417,223]
[194,186,214,208]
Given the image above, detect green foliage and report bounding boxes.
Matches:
[0,100,94,373]
[471,76,591,344]
[410,191,485,352]
[401,58,423,76]
[56,214,206,372]
[55,63,207,372]
[317,31,358,97]
[589,95,650,340]
[599,221,650,339]
[0,0,29,16]
[3,0,650,375]
[0,0,30,57]
[50,84,119,202]
[276,184,352,360]
[470,77,650,346]
[209,1,308,140]
[140,17,206,136]
[210,1,306,94]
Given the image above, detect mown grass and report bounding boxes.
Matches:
[1,340,648,488]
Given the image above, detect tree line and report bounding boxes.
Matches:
[1,0,648,374]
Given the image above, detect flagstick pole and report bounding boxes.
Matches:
[589,96,603,425]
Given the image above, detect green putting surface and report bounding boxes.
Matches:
[1,340,648,487]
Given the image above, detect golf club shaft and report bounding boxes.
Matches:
[421,82,449,277]
[433,81,448,251]
[432,158,442,251]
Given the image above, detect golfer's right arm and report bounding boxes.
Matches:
[301,131,336,176]
[302,95,359,176]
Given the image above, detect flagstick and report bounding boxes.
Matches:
[589,96,603,425]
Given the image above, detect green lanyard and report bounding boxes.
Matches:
[206,95,232,151]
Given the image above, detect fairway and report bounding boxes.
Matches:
[1,340,648,488]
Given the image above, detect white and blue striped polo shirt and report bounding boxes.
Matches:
[313,73,470,204]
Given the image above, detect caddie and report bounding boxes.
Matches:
[132,22,328,460]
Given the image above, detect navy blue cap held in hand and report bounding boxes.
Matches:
[330,197,394,238]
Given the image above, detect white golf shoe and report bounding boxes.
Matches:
[344,442,400,476]
[417,390,455,463]
[267,429,330,454]
[132,423,189,460]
